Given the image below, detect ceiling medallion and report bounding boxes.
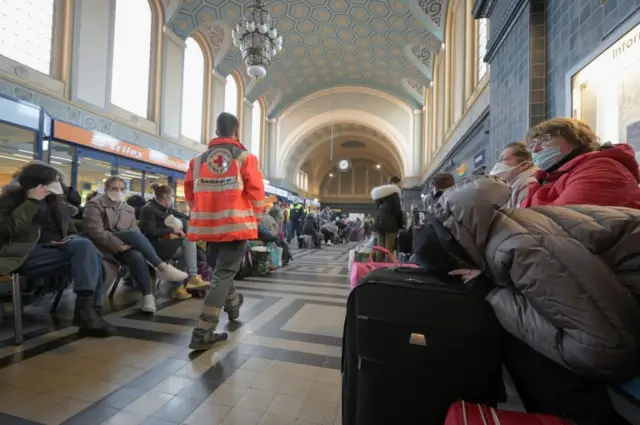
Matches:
[337,159,351,171]
[232,0,283,79]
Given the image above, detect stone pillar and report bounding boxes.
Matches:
[412,109,424,177]
[264,118,278,179]
[242,98,253,151]
[210,71,226,138]
[70,0,116,111]
[160,28,186,142]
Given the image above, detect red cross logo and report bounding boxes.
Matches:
[214,154,225,168]
[207,148,232,174]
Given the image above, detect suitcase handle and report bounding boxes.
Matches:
[368,246,400,264]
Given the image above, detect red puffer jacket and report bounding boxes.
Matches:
[522,143,640,209]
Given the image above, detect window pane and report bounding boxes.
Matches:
[118,166,143,196]
[0,122,36,188]
[181,38,205,141]
[477,18,489,81]
[251,101,262,159]
[175,179,188,214]
[111,0,152,117]
[77,157,113,201]
[48,141,74,186]
[144,172,169,200]
[0,0,54,74]
[224,75,238,116]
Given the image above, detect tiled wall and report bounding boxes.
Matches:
[546,0,640,118]
[0,77,200,161]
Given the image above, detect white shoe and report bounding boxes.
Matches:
[140,294,156,313]
[156,264,188,282]
[326,241,333,246]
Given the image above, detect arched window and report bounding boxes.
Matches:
[111,0,152,117]
[181,37,205,142]
[251,101,262,159]
[0,0,55,74]
[224,74,238,117]
[477,18,489,81]
[297,171,308,191]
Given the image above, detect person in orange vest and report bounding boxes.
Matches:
[185,112,265,351]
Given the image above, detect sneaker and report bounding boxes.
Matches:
[156,264,188,282]
[224,293,244,321]
[326,241,333,246]
[139,294,156,313]
[172,286,192,300]
[188,328,228,351]
[185,275,210,290]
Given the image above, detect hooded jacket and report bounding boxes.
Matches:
[433,176,640,379]
[523,144,640,208]
[371,184,404,234]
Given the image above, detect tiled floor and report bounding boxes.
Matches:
[0,242,354,425]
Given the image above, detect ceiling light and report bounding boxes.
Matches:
[376,164,381,169]
[329,173,334,177]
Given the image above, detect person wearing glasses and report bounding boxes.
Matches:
[83,176,188,313]
[522,117,640,208]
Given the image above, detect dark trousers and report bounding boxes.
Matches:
[503,333,629,425]
[287,221,303,244]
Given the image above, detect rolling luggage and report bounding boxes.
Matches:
[350,228,362,242]
[342,267,505,425]
[397,228,413,254]
[445,401,574,425]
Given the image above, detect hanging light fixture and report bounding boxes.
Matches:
[232,0,283,79]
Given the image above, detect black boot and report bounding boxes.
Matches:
[73,296,116,338]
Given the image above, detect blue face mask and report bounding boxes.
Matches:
[532,146,564,170]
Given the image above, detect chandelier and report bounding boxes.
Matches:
[232,0,283,80]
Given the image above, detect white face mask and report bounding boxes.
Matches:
[107,190,125,202]
[47,181,64,195]
[489,162,515,180]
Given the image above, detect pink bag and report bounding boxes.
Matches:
[350,246,418,289]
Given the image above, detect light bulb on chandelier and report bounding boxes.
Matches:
[234,0,283,80]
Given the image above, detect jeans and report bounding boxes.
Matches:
[197,240,246,331]
[152,238,198,287]
[20,237,104,305]
[113,230,163,296]
[285,221,292,240]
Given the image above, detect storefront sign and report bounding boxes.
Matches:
[474,150,485,167]
[53,121,189,172]
[456,162,467,177]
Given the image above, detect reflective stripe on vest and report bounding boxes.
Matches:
[189,221,258,236]
[191,209,255,220]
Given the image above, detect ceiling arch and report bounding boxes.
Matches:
[168,0,446,116]
[277,109,410,179]
[409,0,448,41]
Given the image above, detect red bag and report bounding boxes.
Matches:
[349,246,417,289]
[445,401,574,425]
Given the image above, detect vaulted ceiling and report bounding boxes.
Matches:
[165,0,448,116]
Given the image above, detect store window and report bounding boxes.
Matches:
[0,0,55,75]
[477,18,489,81]
[181,37,205,142]
[77,157,113,203]
[111,0,152,118]
[0,122,36,187]
[571,22,640,161]
[118,166,143,196]
[144,173,169,200]
[224,74,238,117]
[174,179,188,214]
[251,100,262,159]
[48,141,73,185]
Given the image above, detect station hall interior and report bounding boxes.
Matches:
[1,0,640,424]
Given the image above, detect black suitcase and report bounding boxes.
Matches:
[342,267,505,425]
[397,229,413,254]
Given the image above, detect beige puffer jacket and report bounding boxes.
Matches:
[433,176,640,379]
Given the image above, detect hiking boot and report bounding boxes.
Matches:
[172,286,192,300]
[224,293,244,321]
[185,275,210,290]
[188,328,228,351]
[73,296,116,338]
[156,264,188,282]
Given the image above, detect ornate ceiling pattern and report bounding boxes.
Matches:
[169,0,449,116]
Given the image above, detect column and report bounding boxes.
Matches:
[412,109,424,177]
[210,71,226,138]
[160,28,186,141]
[242,98,253,150]
[464,0,475,100]
[265,118,278,179]
[70,0,116,111]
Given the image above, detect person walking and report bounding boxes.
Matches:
[186,112,265,351]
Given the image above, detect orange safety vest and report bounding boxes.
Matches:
[185,137,265,242]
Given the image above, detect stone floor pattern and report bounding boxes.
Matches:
[0,242,355,425]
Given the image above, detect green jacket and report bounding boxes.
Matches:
[0,186,76,276]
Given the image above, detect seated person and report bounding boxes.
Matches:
[83,176,187,313]
[0,163,115,337]
[259,204,278,236]
[139,183,209,301]
[320,221,338,246]
[302,211,321,248]
[433,176,639,425]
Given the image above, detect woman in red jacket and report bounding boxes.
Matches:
[522,117,640,208]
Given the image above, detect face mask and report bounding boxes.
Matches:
[489,162,516,181]
[107,191,125,202]
[47,181,64,195]
[532,146,564,170]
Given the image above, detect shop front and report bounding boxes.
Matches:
[50,121,189,211]
[568,15,640,161]
[264,183,293,203]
